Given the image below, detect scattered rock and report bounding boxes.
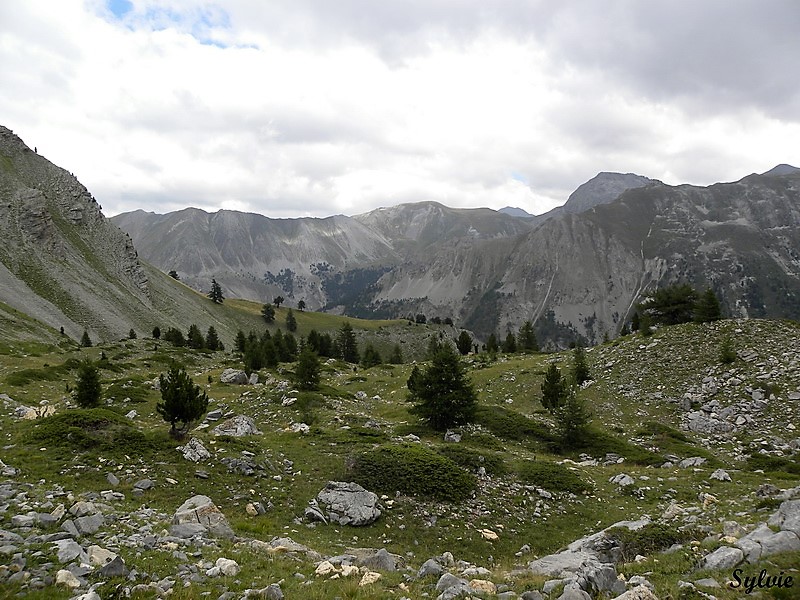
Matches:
[213,415,261,436]
[709,468,731,482]
[177,437,211,462]
[609,473,635,487]
[702,546,743,570]
[444,430,462,443]
[172,495,234,539]
[220,369,249,384]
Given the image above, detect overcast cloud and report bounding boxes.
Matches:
[1,0,798,218]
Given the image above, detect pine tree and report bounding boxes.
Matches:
[620,323,630,336]
[186,324,205,349]
[128,329,137,340]
[273,295,284,308]
[631,312,640,332]
[74,360,102,408]
[235,330,247,353]
[152,326,161,340]
[502,331,518,353]
[336,322,360,363]
[456,331,473,355]
[80,330,92,347]
[518,320,539,352]
[207,278,224,304]
[407,344,477,431]
[485,333,499,354]
[297,300,306,311]
[541,362,565,412]
[388,343,404,364]
[361,344,382,368]
[163,327,185,346]
[694,287,722,323]
[285,308,297,332]
[157,364,208,437]
[640,283,697,325]
[572,345,591,385]
[554,383,592,448]
[294,345,321,391]
[719,336,736,364]
[426,335,443,359]
[205,326,221,351]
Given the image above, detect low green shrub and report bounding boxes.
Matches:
[746,454,800,477]
[348,444,476,502]
[435,445,506,475]
[516,460,590,494]
[605,522,695,563]
[23,408,156,455]
[6,357,82,386]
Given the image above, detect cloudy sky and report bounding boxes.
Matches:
[1,1,798,218]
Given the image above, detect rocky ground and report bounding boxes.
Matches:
[0,319,798,599]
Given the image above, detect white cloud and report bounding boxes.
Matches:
[1,0,798,219]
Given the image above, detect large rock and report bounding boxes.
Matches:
[212,415,261,437]
[220,369,249,384]
[611,585,660,600]
[702,546,743,570]
[172,495,234,538]
[177,437,211,462]
[314,482,381,526]
[768,499,800,536]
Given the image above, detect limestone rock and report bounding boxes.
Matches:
[768,499,800,536]
[177,437,211,462]
[212,415,261,437]
[220,368,249,384]
[609,473,635,487]
[172,495,234,538]
[314,481,381,526]
[702,546,743,570]
[611,585,660,600]
[55,569,81,588]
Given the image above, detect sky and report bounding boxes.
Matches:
[1,1,799,219]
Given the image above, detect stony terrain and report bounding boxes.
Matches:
[0,318,798,599]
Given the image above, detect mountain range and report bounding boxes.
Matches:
[112,166,800,344]
[2,122,799,346]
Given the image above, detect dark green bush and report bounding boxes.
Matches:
[516,460,590,494]
[23,408,155,455]
[746,454,800,477]
[349,444,476,502]
[637,421,691,442]
[436,445,506,475]
[605,522,694,563]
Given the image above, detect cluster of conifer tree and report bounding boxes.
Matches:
[156,324,224,351]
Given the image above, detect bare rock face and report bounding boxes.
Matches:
[212,415,261,437]
[172,495,234,539]
[311,482,381,526]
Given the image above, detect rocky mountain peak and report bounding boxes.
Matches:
[561,171,656,214]
[761,163,800,177]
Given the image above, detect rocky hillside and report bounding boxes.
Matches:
[0,126,271,344]
[113,167,800,344]
[0,318,798,599]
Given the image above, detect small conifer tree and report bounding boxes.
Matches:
[285,308,297,332]
[74,360,102,408]
[157,364,208,437]
[128,329,137,340]
[456,330,473,355]
[207,278,224,304]
[361,343,382,368]
[541,362,565,412]
[80,330,92,347]
[407,344,477,431]
[572,345,591,385]
[294,345,321,391]
[261,303,275,323]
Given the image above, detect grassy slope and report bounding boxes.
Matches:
[0,318,798,599]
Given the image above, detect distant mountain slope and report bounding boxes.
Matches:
[488,169,800,342]
[112,166,800,346]
[0,126,268,344]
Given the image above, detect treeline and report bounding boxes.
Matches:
[155,325,224,351]
[453,320,540,356]
[624,284,722,335]
[235,321,405,372]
